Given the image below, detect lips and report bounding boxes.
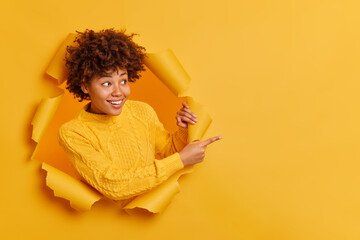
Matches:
[106,98,126,110]
[107,99,124,105]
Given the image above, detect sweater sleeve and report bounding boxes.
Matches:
[149,106,189,159]
[58,124,184,200]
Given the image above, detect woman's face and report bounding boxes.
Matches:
[81,68,130,116]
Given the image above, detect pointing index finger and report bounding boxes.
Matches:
[202,136,222,146]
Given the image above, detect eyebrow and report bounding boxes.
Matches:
[100,72,127,78]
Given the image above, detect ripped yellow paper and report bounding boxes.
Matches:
[46,33,76,84]
[42,162,102,211]
[124,166,194,213]
[144,49,191,97]
[31,94,63,143]
[36,33,214,213]
[187,97,213,142]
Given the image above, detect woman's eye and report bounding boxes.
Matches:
[102,82,110,86]
[121,79,127,84]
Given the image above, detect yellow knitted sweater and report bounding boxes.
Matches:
[58,100,187,200]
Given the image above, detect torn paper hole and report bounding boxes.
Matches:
[34,33,214,213]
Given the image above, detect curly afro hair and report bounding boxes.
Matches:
[65,28,146,101]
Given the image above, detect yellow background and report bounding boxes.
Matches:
[1,0,360,239]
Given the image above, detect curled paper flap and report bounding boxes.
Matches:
[42,162,102,211]
[31,93,63,143]
[144,49,191,97]
[124,166,194,213]
[187,97,213,142]
[46,33,76,84]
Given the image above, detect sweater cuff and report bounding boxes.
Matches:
[177,126,189,143]
[155,153,184,180]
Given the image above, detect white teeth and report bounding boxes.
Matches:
[109,100,122,105]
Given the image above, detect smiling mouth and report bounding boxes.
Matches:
[107,99,124,105]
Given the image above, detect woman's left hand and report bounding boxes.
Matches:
[176,102,197,128]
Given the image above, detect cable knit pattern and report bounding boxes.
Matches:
[58,100,188,200]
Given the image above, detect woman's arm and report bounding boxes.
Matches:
[152,102,222,167]
[59,126,184,200]
[150,103,190,158]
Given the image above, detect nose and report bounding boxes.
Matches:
[111,84,123,97]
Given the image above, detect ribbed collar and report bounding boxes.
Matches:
[77,101,129,125]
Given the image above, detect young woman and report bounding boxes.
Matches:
[59,29,221,201]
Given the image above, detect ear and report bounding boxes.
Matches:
[81,83,89,94]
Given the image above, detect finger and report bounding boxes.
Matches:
[177,116,188,127]
[177,122,187,128]
[176,116,181,124]
[182,102,190,109]
[182,107,197,118]
[176,116,187,128]
[179,116,196,124]
[178,111,197,122]
[202,136,222,146]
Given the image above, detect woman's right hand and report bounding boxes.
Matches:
[179,136,222,166]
